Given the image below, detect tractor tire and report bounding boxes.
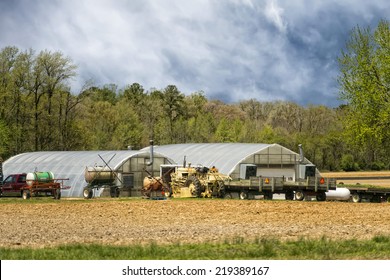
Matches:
[185,176,202,198]
[217,182,225,198]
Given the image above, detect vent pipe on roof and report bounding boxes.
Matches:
[146,140,154,166]
[298,144,304,163]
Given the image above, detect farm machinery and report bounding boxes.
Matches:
[167,165,230,198]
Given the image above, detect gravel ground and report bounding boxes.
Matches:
[0,198,389,248]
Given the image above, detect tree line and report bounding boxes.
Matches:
[1,20,390,171]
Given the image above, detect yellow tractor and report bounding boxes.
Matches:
[169,166,230,198]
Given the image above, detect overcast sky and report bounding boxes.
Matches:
[1,0,389,107]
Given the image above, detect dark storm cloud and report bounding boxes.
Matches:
[1,0,389,107]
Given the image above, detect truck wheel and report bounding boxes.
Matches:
[22,190,31,200]
[239,191,248,200]
[295,191,305,201]
[351,193,361,203]
[316,192,326,201]
[83,188,93,199]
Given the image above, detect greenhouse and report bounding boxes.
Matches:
[144,143,315,181]
[3,143,315,198]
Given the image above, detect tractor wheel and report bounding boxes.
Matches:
[83,188,93,199]
[22,190,31,200]
[185,176,202,198]
[295,191,305,201]
[217,182,225,198]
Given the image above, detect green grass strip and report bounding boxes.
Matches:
[1,236,390,260]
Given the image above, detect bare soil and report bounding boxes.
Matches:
[0,198,389,248]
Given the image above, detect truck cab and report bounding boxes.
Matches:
[0,173,27,197]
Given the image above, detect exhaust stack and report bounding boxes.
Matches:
[298,144,304,163]
[146,140,154,166]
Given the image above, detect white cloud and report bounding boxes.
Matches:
[264,0,287,33]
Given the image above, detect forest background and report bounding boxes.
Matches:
[1,20,390,172]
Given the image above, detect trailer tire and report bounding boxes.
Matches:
[54,189,61,200]
[224,193,233,199]
[239,191,248,200]
[264,192,273,200]
[164,186,172,197]
[22,190,31,200]
[83,188,93,199]
[110,187,120,198]
[295,191,305,201]
[285,190,294,200]
[316,192,326,201]
[351,193,361,203]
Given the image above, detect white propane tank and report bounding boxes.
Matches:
[326,188,351,201]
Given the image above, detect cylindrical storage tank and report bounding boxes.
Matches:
[84,166,115,184]
[26,172,55,186]
[326,188,351,201]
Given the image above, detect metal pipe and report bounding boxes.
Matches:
[146,140,154,166]
[298,144,304,163]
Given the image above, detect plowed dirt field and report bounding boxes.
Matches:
[0,199,389,248]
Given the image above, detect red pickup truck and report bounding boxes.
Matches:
[1,173,27,197]
[0,173,61,199]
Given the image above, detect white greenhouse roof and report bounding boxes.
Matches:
[3,150,166,197]
[143,143,296,175]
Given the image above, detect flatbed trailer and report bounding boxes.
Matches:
[347,187,390,203]
[224,176,337,201]
[21,181,63,200]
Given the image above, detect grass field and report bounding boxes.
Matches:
[1,236,390,260]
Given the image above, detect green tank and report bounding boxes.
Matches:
[26,172,55,186]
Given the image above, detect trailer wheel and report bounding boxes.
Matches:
[224,193,233,199]
[54,189,61,200]
[110,187,120,198]
[351,193,361,203]
[264,192,273,200]
[316,192,326,201]
[295,191,305,201]
[239,191,248,200]
[285,190,294,200]
[22,190,31,200]
[83,188,93,199]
